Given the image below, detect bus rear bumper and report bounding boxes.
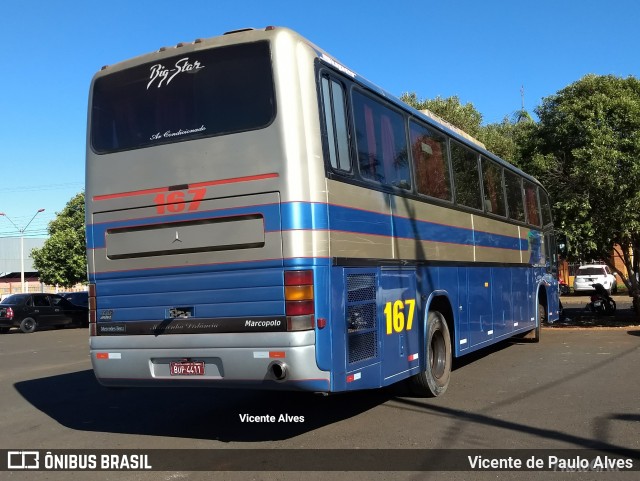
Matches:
[90,332,331,392]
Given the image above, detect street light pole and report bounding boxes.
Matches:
[0,209,45,293]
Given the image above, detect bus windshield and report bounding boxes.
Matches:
[90,41,275,154]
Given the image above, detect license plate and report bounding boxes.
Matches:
[170,361,205,376]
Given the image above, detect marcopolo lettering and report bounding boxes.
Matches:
[245,319,282,328]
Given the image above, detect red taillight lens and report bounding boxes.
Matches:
[6,307,13,320]
[284,270,314,330]
[285,270,314,286]
[286,300,315,316]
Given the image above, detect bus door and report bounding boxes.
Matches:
[379,269,419,384]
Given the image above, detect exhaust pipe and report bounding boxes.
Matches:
[270,361,287,381]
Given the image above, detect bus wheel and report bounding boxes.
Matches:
[410,311,452,397]
[20,318,37,333]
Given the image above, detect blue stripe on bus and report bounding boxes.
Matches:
[288,203,524,251]
[281,202,329,230]
[327,204,525,251]
[87,201,527,252]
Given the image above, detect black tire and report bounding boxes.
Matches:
[607,299,617,314]
[409,311,452,397]
[19,317,37,333]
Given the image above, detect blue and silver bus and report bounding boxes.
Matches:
[86,27,559,396]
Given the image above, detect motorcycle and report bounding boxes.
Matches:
[586,283,616,314]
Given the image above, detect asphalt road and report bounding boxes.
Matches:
[0,324,639,481]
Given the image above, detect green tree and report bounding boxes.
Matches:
[31,192,87,288]
[400,93,483,138]
[533,74,640,306]
[478,115,535,167]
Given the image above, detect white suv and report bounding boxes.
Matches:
[573,264,617,294]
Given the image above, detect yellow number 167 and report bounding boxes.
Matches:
[384,299,416,334]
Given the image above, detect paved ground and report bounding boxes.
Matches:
[1,306,639,481]
[553,294,639,328]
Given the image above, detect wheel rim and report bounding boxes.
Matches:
[24,320,34,331]
[430,328,447,380]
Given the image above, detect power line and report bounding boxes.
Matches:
[0,182,83,194]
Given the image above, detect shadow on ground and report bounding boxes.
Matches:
[13,370,399,442]
[548,299,639,328]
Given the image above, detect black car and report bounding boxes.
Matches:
[0,293,88,333]
[60,291,89,308]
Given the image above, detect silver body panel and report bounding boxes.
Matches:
[91,331,329,388]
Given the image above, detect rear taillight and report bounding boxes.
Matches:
[6,307,13,320]
[88,284,97,335]
[284,270,315,331]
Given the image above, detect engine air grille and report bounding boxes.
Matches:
[346,273,377,364]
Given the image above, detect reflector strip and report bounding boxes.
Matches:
[96,352,121,360]
[408,353,419,362]
[346,372,361,383]
[514,322,519,327]
[253,351,286,359]
[488,330,494,336]
[460,339,468,345]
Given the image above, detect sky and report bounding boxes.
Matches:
[1,0,638,239]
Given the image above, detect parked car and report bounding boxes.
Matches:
[0,293,88,333]
[60,291,89,308]
[573,264,618,294]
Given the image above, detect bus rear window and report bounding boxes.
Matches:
[91,41,275,154]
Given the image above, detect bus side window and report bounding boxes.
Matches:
[450,140,482,210]
[505,170,526,222]
[409,121,452,201]
[481,157,506,216]
[352,90,411,189]
[321,76,352,172]
[539,188,553,227]
[524,180,541,227]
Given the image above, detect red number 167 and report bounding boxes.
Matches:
[154,188,206,214]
